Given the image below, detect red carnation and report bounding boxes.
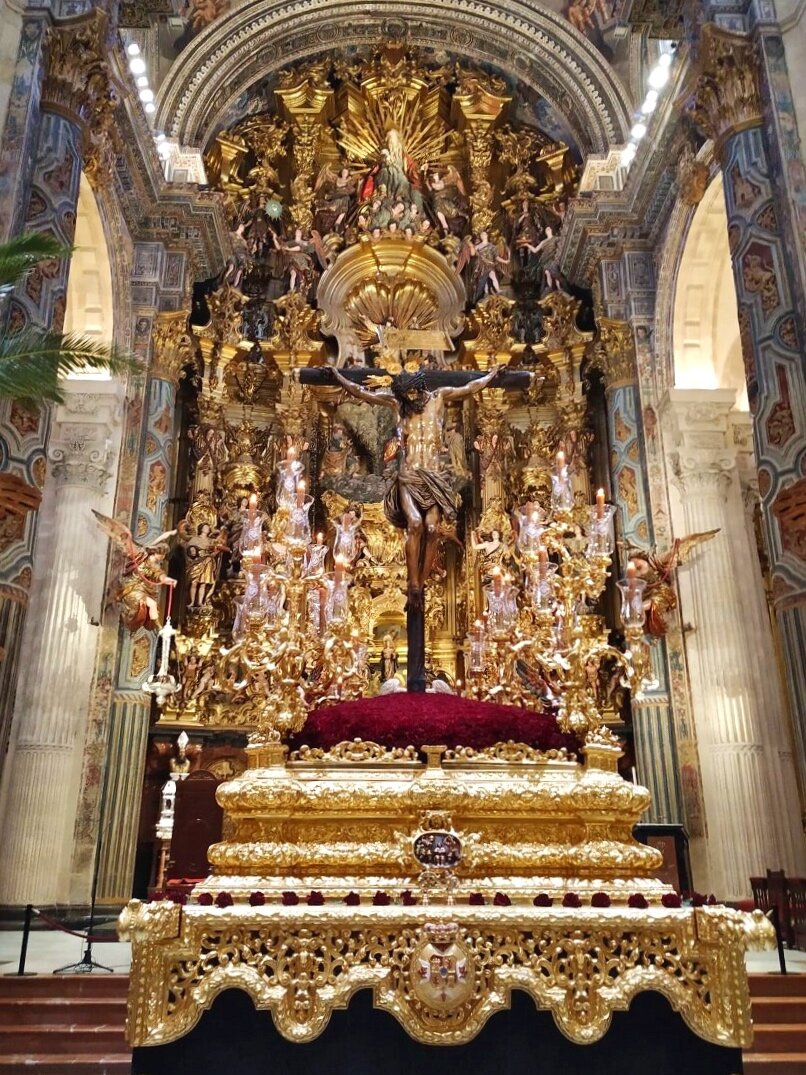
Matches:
[307,890,325,905]
[343,891,361,906]
[661,893,682,908]
[628,893,648,909]
[215,891,233,908]
[249,891,266,906]
[562,892,582,908]
[468,893,486,905]
[282,891,300,906]
[590,892,611,907]
[493,892,511,906]
[372,891,391,905]
[533,893,553,907]
[400,890,416,906]
[197,892,213,906]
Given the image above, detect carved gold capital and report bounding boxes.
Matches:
[151,312,197,384]
[276,74,334,232]
[594,318,637,389]
[42,10,112,132]
[462,294,524,368]
[454,77,510,234]
[680,24,763,154]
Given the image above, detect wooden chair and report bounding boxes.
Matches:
[767,868,794,947]
[787,877,806,951]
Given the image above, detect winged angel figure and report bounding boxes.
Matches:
[627,530,719,637]
[93,511,177,632]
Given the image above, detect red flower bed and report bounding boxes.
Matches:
[293,693,578,754]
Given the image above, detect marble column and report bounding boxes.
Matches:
[0,381,123,905]
[95,311,193,903]
[664,389,806,899]
[596,315,685,827]
[0,10,113,778]
[683,23,806,786]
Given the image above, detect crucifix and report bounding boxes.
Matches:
[298,365,532,691]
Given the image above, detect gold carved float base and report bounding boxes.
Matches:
[120,737,773,1049]
[120,901,773,1048]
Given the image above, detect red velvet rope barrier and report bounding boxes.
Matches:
[32,907,114,944]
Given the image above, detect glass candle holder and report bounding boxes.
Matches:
[286,494,314,548]
[484,576,518,635]
[585,504,616,556]
[276,458,304,509]
[617,576,647,628]
[324,571,350,625]
[516,503,544,553]
[550,467,574,513]
[528,561,558,612]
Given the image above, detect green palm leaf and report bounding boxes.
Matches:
[0,233,139,403]
[0,328,136,403]
[0,233,69,289]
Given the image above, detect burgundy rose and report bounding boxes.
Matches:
[400,890,417,906]
[627,893,648,909]
[197,892,213,906]
[692,892,707,907]
[590,892,611,908]
[661,892,682,908]
[249,891,266,906]
[533,893,553,907]
[282,891,300,906]
[372,891,391,906]
[468,893,486,906]
[343,891,361,906]
[307,890,325,906]
[215,891,233,908]
[493,892,511,906]
[562,892,582,908]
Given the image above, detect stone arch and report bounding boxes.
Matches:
[670,173,747,409]
[156,0,632,154]
[64,172,115,358]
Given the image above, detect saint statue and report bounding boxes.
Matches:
[380,633,400,683]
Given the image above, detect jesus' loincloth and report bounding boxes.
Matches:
[384,468,459,531]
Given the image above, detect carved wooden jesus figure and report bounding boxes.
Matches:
[332,364,504,689]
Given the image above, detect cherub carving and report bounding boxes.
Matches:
[92,511,177,631]
[627,530,719,637]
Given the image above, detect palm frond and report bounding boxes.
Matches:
[0,328,138,403]
[0,234,71,289]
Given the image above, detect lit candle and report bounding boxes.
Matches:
[626,559,637,595]
[316,531,324,545]
[555,450,565,474]
[596,488,605,519]
[286,444,296,462]
[295,479,306,507]
[334,556,345,582]
[248,493,258,514]
[538,545,548,573]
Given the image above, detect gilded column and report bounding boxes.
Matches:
[453,74,510,234]
[96,311,194,902]
[0,382,123,905]
[596,317,684,827]
[664,390,806,898]
[0,10,113,777]
[682,24,806,784]
[275,70,334,232]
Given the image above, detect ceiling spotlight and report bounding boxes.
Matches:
[631,122,647,140]
[648,65,670,90]
[658,52,673,68]
[641,91,658,114]
[136,75,148,88]
[126,42,141,57]
[129,57,146,76]
[155,132,166,143]
[621,143,636,165]
[139,88,154,104]
[144,102,156,115]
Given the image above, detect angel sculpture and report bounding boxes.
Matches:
[92,511,177,632]
[516,225,565,295]
[271,227,329,295]
[314,163,359,231]
[457,230,511,303]
[626,530,719,637]
[427,166,469,235]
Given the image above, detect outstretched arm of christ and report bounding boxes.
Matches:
[331,367,397,409]
[438,363,506,403]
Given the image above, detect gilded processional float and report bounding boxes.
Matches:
[117,44,771,1057]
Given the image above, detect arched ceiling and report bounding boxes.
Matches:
[154,0,633,155]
